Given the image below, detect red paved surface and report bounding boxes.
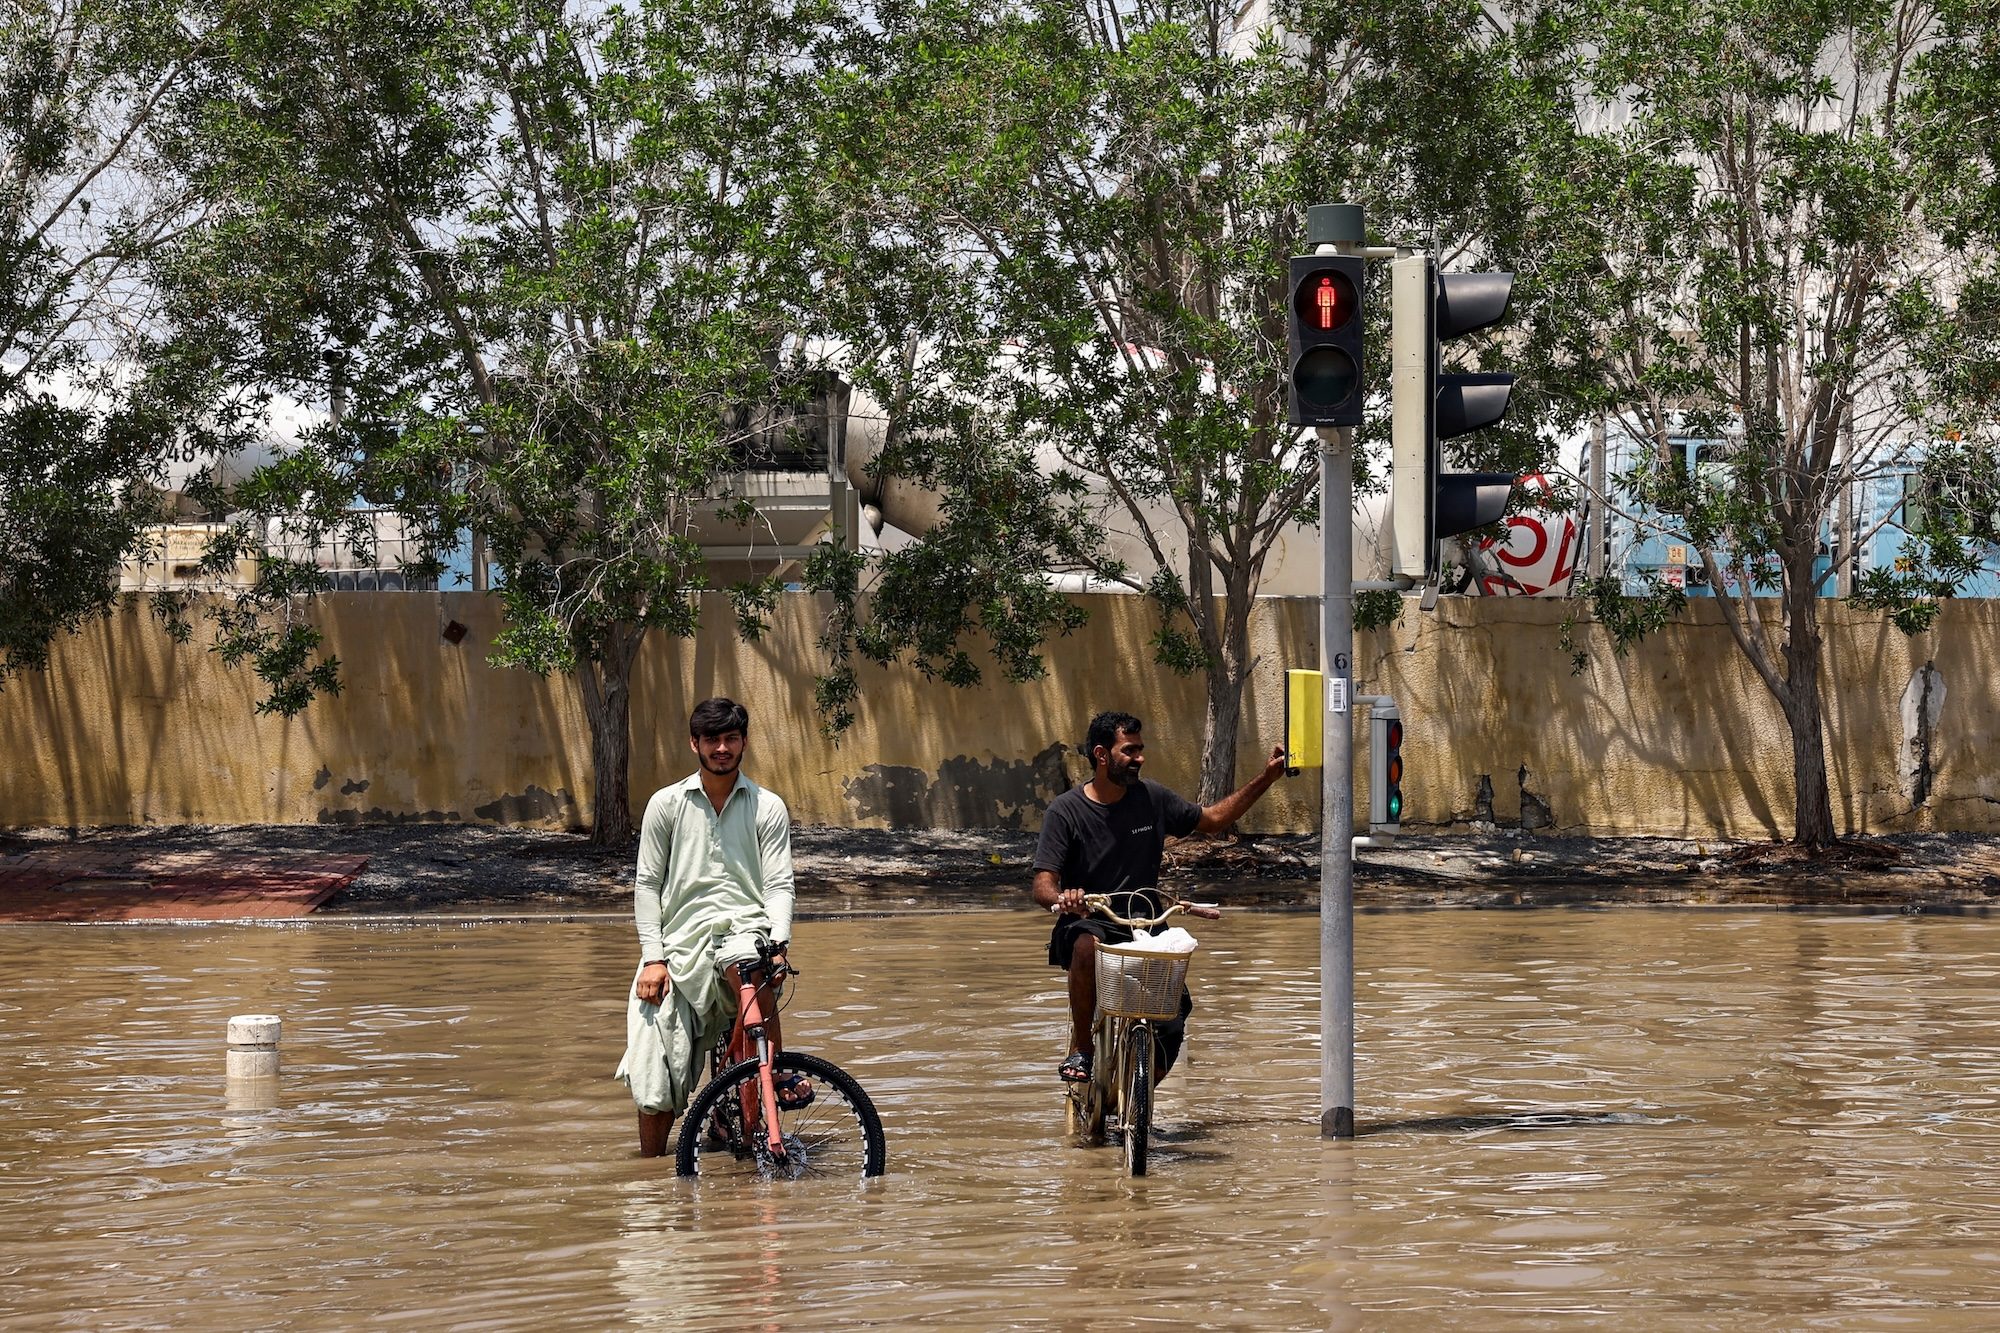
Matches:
[0,847,368,922]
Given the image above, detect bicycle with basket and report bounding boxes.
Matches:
[1066,893,1209,1177]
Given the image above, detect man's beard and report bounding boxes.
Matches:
[700,752,740,776]
[1107,756,1141,787]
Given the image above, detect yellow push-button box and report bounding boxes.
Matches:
[1284,669,1322,773]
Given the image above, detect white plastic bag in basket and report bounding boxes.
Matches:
[1121,926,1199,954]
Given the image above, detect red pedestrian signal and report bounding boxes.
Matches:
[1287,256,1365,427]
[1296,270,1358,330]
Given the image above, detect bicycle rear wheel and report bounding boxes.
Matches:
[674,1050,886,1180]
[1122,1023,1153,1177]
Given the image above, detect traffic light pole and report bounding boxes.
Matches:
[1302,204,1512,1141]
[1308,203,1361,1141]
[1317,414,1356,1141]
[1301,202,1398,1140]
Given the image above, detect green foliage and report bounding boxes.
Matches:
[0,389,160,683]
[1354,588,1405,633]
[728,575,787,642]
[847,494,1093,689]
[165,0,872,831]
[1503,0,2000,844]
[1849,573,1944,636]
[1558,574,1688,674]
[823,0,1534,792]
[1144,569,1207,677]
[1849,436,1999,635]
[210,572,345,717]
[1511,0,2000,577]
[0,0,230,689]
[19,0,1996,842]
[803,539,866,735]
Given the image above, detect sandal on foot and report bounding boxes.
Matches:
[774,1071,815,1109]
[1058,1052,1093,1084]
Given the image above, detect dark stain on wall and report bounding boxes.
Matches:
[1908,660,1941,807]
[472,785,580,826]
[318,807,462,825]
[1517,764,1554,832]
[844,744,1072,830]
[313,767,332,791]
[314,785,577,828]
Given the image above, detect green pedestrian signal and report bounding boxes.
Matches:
[1369,705,1403,831]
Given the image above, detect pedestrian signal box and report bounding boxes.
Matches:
[1285,255,1365,427]
[1285,669,1322,773]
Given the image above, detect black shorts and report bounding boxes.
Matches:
[1047,915,1196,1077]
[1049,913,1130,969]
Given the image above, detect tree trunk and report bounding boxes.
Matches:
[1194,595,1254,808]
[575,625,645,846]
[1781,580,1837,850]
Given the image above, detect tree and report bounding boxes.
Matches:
[825,0,1530,803]
[0,0,236,688]
[1509,0,2000,848]
[173,0,865,842]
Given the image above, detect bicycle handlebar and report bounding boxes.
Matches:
[1077,893,1219,929]
[744,938,799,985]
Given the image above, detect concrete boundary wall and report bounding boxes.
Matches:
[3,591,1995,837]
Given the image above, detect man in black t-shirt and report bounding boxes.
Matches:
[1031,710,1287,1086]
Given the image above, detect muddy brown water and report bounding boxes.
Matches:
[6,909,2000,1329]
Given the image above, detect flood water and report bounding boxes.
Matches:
[6,907,2000,1329]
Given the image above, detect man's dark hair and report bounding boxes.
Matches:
[689,697,750,738]
[1083,711,1142,765]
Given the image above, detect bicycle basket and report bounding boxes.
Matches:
[1095,941,1195,1021]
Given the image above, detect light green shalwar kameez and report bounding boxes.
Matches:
[613,771,795,1116]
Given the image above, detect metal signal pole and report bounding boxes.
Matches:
[1307,202,1364,1140]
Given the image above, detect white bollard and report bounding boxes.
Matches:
[225,1013,282,1081]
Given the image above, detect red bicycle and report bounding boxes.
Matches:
[674,940,886,1180]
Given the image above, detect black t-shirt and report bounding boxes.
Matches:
[1033,780,1204,923]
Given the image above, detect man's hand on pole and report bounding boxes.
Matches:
[1197,744,1292,834]
[1261,744,1288,783]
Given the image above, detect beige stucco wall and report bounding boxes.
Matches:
[2,590,1993,837]
[1363,596,1995,838]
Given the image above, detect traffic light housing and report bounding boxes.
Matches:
[1390,254,1518,578]
[1368,704,1403,830]
[1286,255,1365,428]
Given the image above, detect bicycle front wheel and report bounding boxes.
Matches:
[1122,1023,1153,1177]
[674,1050,886,1180]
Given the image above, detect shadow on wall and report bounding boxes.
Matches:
[303,594,590,830]
[844,744,1072,829]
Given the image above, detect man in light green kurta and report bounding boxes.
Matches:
[616,696,797,1157]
